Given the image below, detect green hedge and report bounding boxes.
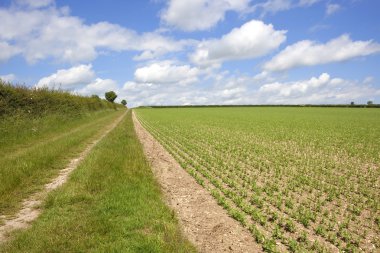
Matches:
[0,80,122,118]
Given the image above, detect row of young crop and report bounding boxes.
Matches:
[153,121,378,225]
[137,115,334,252]
[135,110,379,253]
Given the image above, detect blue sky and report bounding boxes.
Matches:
[1,0,379,106]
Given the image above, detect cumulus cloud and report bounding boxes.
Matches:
[35,64,379,107]
[160,0,321,31]
[0,42,20,62]
[134,61,200,85]
[326,3,341,15]
[0,3,189,63]
[161,0,250,31]
[257,73,380,104]
[35,64,123,100]
[36,64,95,89]
[0,74,16,82]
[122,70,380,107]
[264,35,380,71]
[75,78,118,97]
[259,73,331,96]
[190,20,286,66]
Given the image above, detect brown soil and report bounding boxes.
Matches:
[132,111,262,253]
[0,110,127,243]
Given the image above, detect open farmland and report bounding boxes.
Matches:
[135,107,380,253]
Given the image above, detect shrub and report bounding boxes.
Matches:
[105,91,117,103]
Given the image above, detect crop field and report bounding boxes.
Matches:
[135,107,380,253]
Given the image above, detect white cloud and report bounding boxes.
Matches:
[35,64,380,107]
[254,0,292,16]
[123,81,154,92]
[257,73,380,104]
[36,64,95,89]
[14,0,54,9]
[190,20,286,66]
[298,0,320,6]
[363,76,374,84]
[134,61,200,85]
[75,78,118,97]
[259,73,330,96]
[252,0,320,16]
[35,64,123,100]
[122,69,380,107]
[0,74,16,82]
[0,41,20,62]
[161,0,250,31]
[160,0,321,31]
[0,4,188,63]
[264,35,380,71]
[326,3,341,15]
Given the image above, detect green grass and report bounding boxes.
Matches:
[0,81,127,215]
[135,107,380,252]
[0,80,123,150]
[0,80,125,213]
[0,109,125,215]
[0,110,195,253]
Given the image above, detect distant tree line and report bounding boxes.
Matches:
[138,103,380,109]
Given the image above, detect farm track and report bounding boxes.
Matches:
[1,113,115,159]
[133,111,263,253]
[0,110,127,243]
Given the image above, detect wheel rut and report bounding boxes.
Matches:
[0,110,127,243]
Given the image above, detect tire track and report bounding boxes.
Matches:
[0,110,127,243]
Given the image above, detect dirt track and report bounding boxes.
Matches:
[0,110,127,243]
[132,111,262,253]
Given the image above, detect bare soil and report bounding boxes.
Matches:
[0,110,127,243]
[132,111,262,253]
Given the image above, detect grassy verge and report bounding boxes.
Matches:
[0,110,195,252]
[0,109,125,215]
[0,80,122,151]
[0,110,113,152]
[0,80,127,215]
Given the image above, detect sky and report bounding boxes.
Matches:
[0,0,380,106]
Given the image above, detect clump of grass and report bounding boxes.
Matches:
[0,111,195,252]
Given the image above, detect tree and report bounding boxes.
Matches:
[350,101,355,106]
[121,99,127,106]
[91,94,100,100]
[105,91,117,103]
[367,100,373,106]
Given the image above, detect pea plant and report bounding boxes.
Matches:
[136,107,380,253]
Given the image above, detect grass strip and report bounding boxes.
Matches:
[0,110,195,253]
[0,110,124,215]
